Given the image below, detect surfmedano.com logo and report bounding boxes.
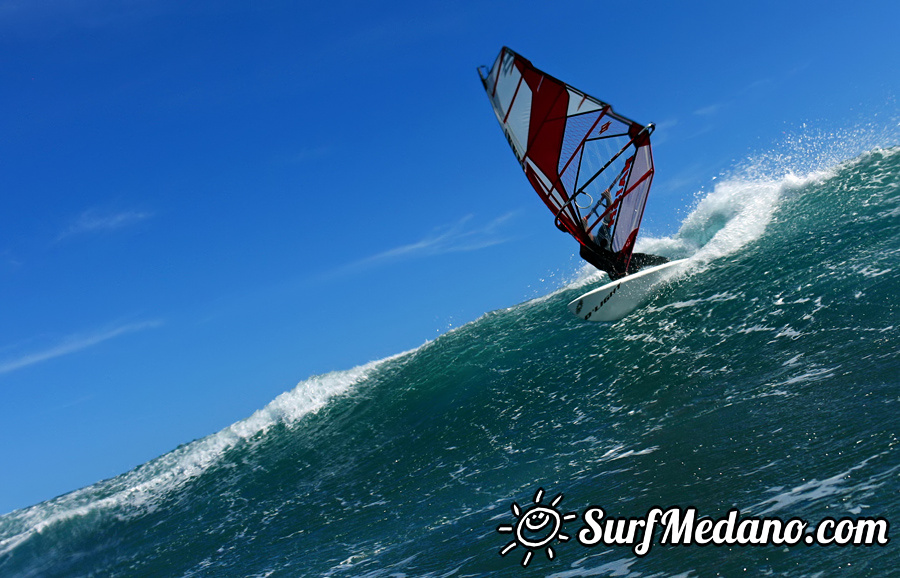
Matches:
[496,488,579,567]
[495,487,890,568]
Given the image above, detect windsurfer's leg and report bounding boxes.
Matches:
[580,245,626,280]
[627,253,669,274]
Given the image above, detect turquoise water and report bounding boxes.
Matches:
[1,147,898,576]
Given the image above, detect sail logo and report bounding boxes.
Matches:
[606,155,635,225]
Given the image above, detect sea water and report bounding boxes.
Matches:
[1,144,898,576]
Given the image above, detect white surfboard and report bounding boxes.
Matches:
[568,259,689,322]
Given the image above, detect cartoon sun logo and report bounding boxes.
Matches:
[496,488,579,567]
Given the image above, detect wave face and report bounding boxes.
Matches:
[1,147,898,577]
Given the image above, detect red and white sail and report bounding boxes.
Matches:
[479,47,655,266]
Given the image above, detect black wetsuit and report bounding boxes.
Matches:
[580,243,668,281]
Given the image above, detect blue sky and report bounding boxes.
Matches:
[1,0,898,514]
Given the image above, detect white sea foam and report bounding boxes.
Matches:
[0,350,414,557]
[749,450,898,516]
[546,555,640,578]
[659,169,832,267]
[646,291,741,313]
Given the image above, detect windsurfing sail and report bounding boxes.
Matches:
[479,47,655,273]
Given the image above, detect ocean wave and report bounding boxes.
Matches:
[0,351,413,558]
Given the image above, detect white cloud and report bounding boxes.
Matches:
[370,211,516,258]
[693,103,724,117]
[0,320,162,375]
[367,212,516,260]
[322,211,520,278]
[57,209,154,241]
[0,0,164,35]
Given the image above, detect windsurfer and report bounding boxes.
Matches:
[591,189,614,249]
[580,195,668,280]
